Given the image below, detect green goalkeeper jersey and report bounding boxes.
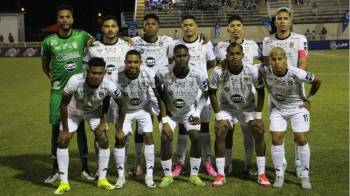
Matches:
[42,30,91,93]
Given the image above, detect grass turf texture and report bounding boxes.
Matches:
[0,50,348,195]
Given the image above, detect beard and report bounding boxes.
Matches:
[60,24,72,32]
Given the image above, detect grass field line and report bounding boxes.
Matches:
[310,51,349,58]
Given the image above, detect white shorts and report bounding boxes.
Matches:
[121,109,153,135]
[147,87,160,115]
[269,107,310,132]
[159,107,200,132]
[220,110,255,128]
[59,110,101,133]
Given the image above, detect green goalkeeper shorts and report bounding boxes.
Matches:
[49,91,62,125]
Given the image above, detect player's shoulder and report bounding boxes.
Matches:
[131,36,142,43]
[70,73,84,83]
[212,66,223,75]
[103,76,116,87]
[159,35,173,42]
[263,34,275,42]
[288,66,305,75]
[216,41,229,48]
[43,33,59,43]
[117,38,129,45]
[189,65,205,76]
[291,32,307,40]
[243,39,259,47]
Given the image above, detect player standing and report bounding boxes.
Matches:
[261,47,321,189]
[157,44,209,187]
[171,15,217,177]
[214,14,261,175]
[209,43,270,187]
[262,7,309,177]
[131,13,175,175]
[54,57,127,194]
[113,50,157,189]
[41,5,94,183]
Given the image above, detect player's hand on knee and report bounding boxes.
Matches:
[300,100,311,111]
[161,123,173,140]
[189,115,200,125]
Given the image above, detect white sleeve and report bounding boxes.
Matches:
[294,67,314,83]
[249,64,264,88]
[253,41,261,59]
[209,67,221,90]
[107,80,122,99]
[167,37,176,58]
[298,35,309,57]
[262,37,269,57]
[63,76,77,95]
[83,48,92,64]
[214,43,226,61]
[205,41,216,61]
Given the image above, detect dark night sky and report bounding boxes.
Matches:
[0,0,135,28]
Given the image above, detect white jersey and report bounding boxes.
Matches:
[64,73,122,113]
[214,39,261,65]
[209,64,263,112]
[131,35,175,74]
[156,65,209,116]
[262,32,308,67]
[170,36,216,78]
[260,65,314,109]
[83,39,131,82]
[117,67,155,111]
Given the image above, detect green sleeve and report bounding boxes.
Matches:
[41,39,50,59]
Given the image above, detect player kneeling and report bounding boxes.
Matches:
[113,50,157,189]
[156,44,209,187]
[261,47,321,189]
[209,43,270,187]
[54,57,127,194]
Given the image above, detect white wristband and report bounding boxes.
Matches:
[162,117,168,124]
[255,112,262,119]
[214,113,222,120]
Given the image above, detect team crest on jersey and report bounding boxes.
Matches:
[289,42,294,48]
[106,64,116,75]
[146,57,156,67]
[129,98,141,106]
[174,99,185,108]
[72,42,78,49]
[139,49,144,54]
[56,54,63,61]
[223,86,230,92]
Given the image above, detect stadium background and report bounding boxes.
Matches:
[0,0,348,195]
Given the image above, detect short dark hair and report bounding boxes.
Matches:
[102,15,118,25]
[126,50,141,59]
[88,57,106,68]
[227,42,243,53]
[143,13,160,23]
[181,14,196,23]
[56,4,73,15]
[227,15,243,25]
[174,44,189,53]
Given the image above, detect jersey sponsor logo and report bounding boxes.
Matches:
[145,57,156,67]
[106,64,116,75]
[129,98,141,106]
[174,99,185,108]
[231,94,243,103]
[305,72,313,81]
[64,61,77,71]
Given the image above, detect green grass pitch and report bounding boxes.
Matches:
[0,49,348,195]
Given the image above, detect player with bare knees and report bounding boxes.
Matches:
[209,43,270,187]
[54,57,127,194]
[113,50,158,189]
[156,44,209,187]
[261,47,321,189]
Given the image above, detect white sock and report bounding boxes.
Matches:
[242,124,254,168]
[176,134,187,165]
[256,156,266,175]
[57,148,69,182]
[190,157,201,176]
[225,148,232,168]
[200,132,211,163]
[144,144,155,177]
[297,143,310,177]
[216,157,225,176]
[135,142,143,164]
[282,140,287,165]
[114,148,125,177]
[271,145,284,176]
[98,148,110,179]
[161,159,172,176]
[295,143,301,166]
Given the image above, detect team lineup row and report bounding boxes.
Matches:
[41,4,321,194]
